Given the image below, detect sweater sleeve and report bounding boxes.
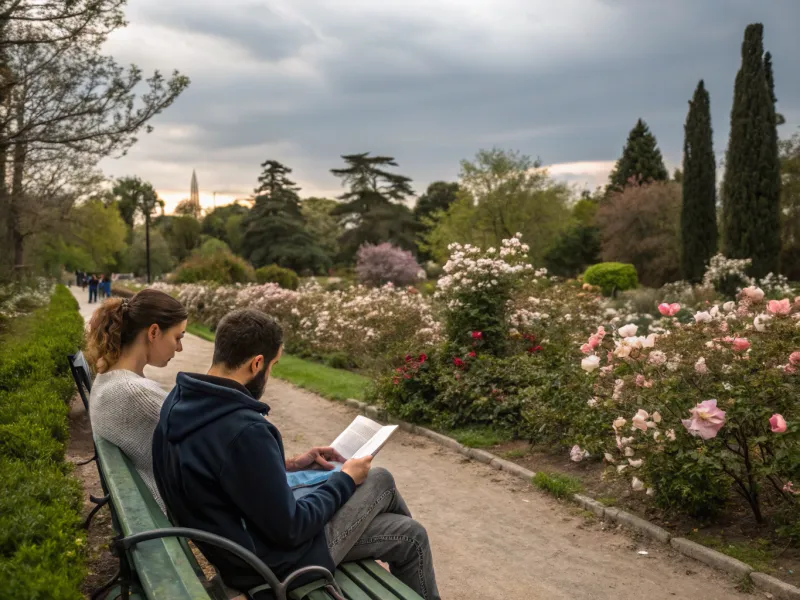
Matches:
[220,421,356,549]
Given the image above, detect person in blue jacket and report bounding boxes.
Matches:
[152,309,439,599]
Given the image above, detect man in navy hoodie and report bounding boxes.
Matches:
[152,309,439,599]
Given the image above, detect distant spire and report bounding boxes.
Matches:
[190,170,200,210]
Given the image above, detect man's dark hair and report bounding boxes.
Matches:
[213,309,283,369]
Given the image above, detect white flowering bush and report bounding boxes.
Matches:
[576,289,800,524]
[436,234,535,354]
[0,278,53,329]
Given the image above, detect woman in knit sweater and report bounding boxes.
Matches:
[85,289,188,511]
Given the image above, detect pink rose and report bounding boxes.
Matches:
[580,343,592,354]
[789,352,800,366]
[785,364,798,375]
[658,303,681,317]
[770,413,787,433]
[730,338,750,352]
[681,399,726,440]
[767,298,791,315]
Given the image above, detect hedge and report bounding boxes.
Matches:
[0,285,87,599]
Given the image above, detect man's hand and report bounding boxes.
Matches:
[287,446,346,472]
[341,456,373,486]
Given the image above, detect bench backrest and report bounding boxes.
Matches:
[94,435,212,599]
[68,351,93,412]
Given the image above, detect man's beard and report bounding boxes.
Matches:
[245,365,268,399]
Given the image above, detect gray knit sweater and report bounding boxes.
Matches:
[89,369,166,511]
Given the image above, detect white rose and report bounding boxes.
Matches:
[581,355,601,372]
[618,323,638,338]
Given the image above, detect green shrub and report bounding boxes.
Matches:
[255,264,300,290]
[0,286,87,598]
[324,352,356,370]
[583,262,638,296]
[174,248,256,284]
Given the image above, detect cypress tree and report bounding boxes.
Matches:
[681,80,717,283]
[721,23,781,278]
[608,119,669,191]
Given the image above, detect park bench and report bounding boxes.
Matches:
[69,351,422,600]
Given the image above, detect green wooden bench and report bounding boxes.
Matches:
[93,435,422,600]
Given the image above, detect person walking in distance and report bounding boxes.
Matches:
[88,274,99,304]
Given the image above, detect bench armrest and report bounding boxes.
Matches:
[114,527,343,600]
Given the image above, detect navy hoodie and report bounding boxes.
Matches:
[152,372,356,593]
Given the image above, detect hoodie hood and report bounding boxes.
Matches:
[163,372,269,442]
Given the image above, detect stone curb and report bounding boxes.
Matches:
[343,399,800,596]
[750,573,800,599]
[670,538,752,578]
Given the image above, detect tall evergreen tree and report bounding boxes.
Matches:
[721,23,781,278]
[764,51,786,126]
[330,153,417,259]
[681,80,718,283]
[241,160,330,273]
[608,119,669,191]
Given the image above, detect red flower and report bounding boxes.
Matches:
[395,367,404,373]
[527,345,543,353]
[405,354,413,362]
[453,357,465,368]
[471,331,483,339]
[418,353,427,363]
[403,374,411,379]
[392,378,399,385]
[468,351,477,358]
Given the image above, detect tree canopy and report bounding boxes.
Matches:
[608,119,668,191]
[330,153,418,259]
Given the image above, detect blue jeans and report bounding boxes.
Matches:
[89,288,97,303]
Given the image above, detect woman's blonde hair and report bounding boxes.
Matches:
[85,289,188,373]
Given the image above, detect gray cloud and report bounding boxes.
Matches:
[100,0,800,203]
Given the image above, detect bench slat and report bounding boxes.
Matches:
[334,569,374,600]
[358,562,420,599]
[95,436,210,599]
[339,563,398,599]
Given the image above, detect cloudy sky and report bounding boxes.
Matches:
[98,0,800,212]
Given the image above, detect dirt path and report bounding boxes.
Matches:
[72,289,747,599]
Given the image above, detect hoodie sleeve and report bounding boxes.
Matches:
[220,421,356,549]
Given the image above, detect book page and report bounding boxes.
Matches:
[352,425,398,459]
[330,416,384,460]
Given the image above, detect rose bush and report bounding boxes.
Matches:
[580,290,800,522]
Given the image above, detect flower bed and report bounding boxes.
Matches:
[0,285,87,599]
[174,280,442,372]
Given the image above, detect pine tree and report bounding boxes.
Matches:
[721,23,781,278]
[608,119,669,191]
[681,80,717,283]
[241,160,330,273]
[330,153,417,259]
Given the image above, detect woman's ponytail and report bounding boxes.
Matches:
[85,297,126,373]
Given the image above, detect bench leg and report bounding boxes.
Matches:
[90,567,120,600]
[83,494,110,529]
[77,453,97,466]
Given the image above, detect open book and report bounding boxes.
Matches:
[287,416,398,494]
[330,415,398,464]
